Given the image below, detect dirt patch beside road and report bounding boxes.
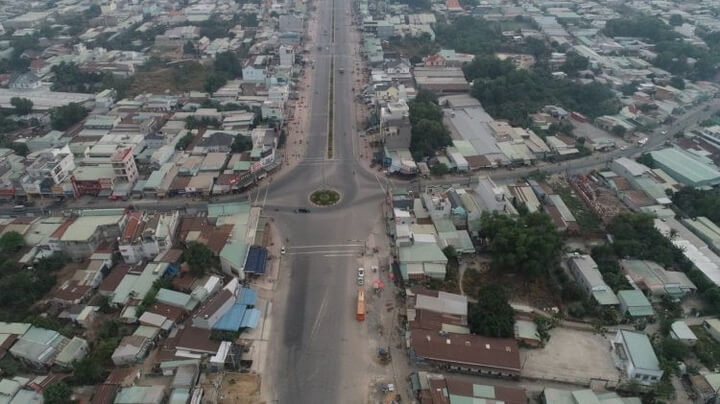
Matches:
[219,373,261,404]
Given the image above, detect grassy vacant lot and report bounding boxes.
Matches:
[553,185,604,234]
[691,325,720,370]
[127,62,208,97]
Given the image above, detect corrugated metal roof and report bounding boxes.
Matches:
[244,246,267,274]
[238,288,257,306]
[212,303,246,332]
[240,308,260,329]
[619,330,660,371]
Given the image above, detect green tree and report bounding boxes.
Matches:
[410,119,451,160]
[468,286,515,337]
[214,51,242,78]
[43,381,72,404]
[479,211,563,277]
[175,132,194,150]
[0,231,24,252]
[620,82,638,96]
[670,76,685,90]
[414,89,439,105]
[184,241,214,277]
[85,4,102,19]
[204,72,227,94]
[72,356,104,385]
[611,125,626,137]
[34,252,69,272]
[430,162,450,176]
[183,41,196,56]
[231,134,253,153]
[561,52,589,76]
[636,153,655,168]
[608,213,689,270]
[50,103,88,131]
[672,187,720,225]
[10,97,33,115]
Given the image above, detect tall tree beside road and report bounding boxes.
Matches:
[408,91,451,160]
[50,103,88,131]
[10,97,33,115]
[479,211,562,277]
[231,135,253,153]
[468,285,515,338]
[0,231,24,253]
[184,241,214,277]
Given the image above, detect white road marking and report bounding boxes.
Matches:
[286,250,360,256]
[323,253,358,257]
[289,243,363,249]
[310,291,329,342]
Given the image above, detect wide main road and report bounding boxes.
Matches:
[262,0,385,402]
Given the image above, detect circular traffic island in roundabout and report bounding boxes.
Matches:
[309,189,341,206]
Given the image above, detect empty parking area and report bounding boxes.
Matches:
[520,327,620,385]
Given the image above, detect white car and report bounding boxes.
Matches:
[358,267,365,278]
[281,247,286,255]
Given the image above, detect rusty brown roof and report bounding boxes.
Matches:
[410,330,521,372]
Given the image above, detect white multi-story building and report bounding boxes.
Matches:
[26,145,76,185]
[279,45,294,67]
[118,211,179,264]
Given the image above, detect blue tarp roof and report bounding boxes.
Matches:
[243,246,268,274]
[238,287,257,306]
[240,309,260,329]
[213,303,247,332]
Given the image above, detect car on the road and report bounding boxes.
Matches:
[357,275,364,285]
[281,246,286,255]
[358,267,365,278]
[295,208,311,213]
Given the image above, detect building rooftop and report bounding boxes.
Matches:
[60,214,124,242]
[411,330,521,372]
[649,148,720,186]
[618,330,661,372]
[617,290,653,317]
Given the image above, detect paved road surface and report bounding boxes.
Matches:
[262,0,385,403]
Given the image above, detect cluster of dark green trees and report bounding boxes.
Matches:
[0,232,67,321]
[604,15,719,80]
[479,210,563,277]
[50,103,89,131]
[463,55,620,127]
[671,187,720,225]
[204,51,243,93]
[408,90,451,160]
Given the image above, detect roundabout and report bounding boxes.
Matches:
[309,189,341,206]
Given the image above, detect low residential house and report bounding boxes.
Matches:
[398,243,449,281]
[8,327,69,369]
[409,330,521,378]
[50,209,127,260]
[114,386,166,404]
[118,211,179,264]
[542,388,640,403]
[689,372,720,404]
[611,330,663,385]
[567,254,619,306]
[514,319,542,348]
[110,262,168,307]
[53,336,89,368]
[617,290,653,320]
[620,259,696,300]
[192,279,240,329]
[111,335,152,365]
[670,321,697,346]
[704,319,720,343]
[242,56,268,83]
[413,372,527,404]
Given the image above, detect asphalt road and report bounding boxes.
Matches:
[262,0,386,402]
